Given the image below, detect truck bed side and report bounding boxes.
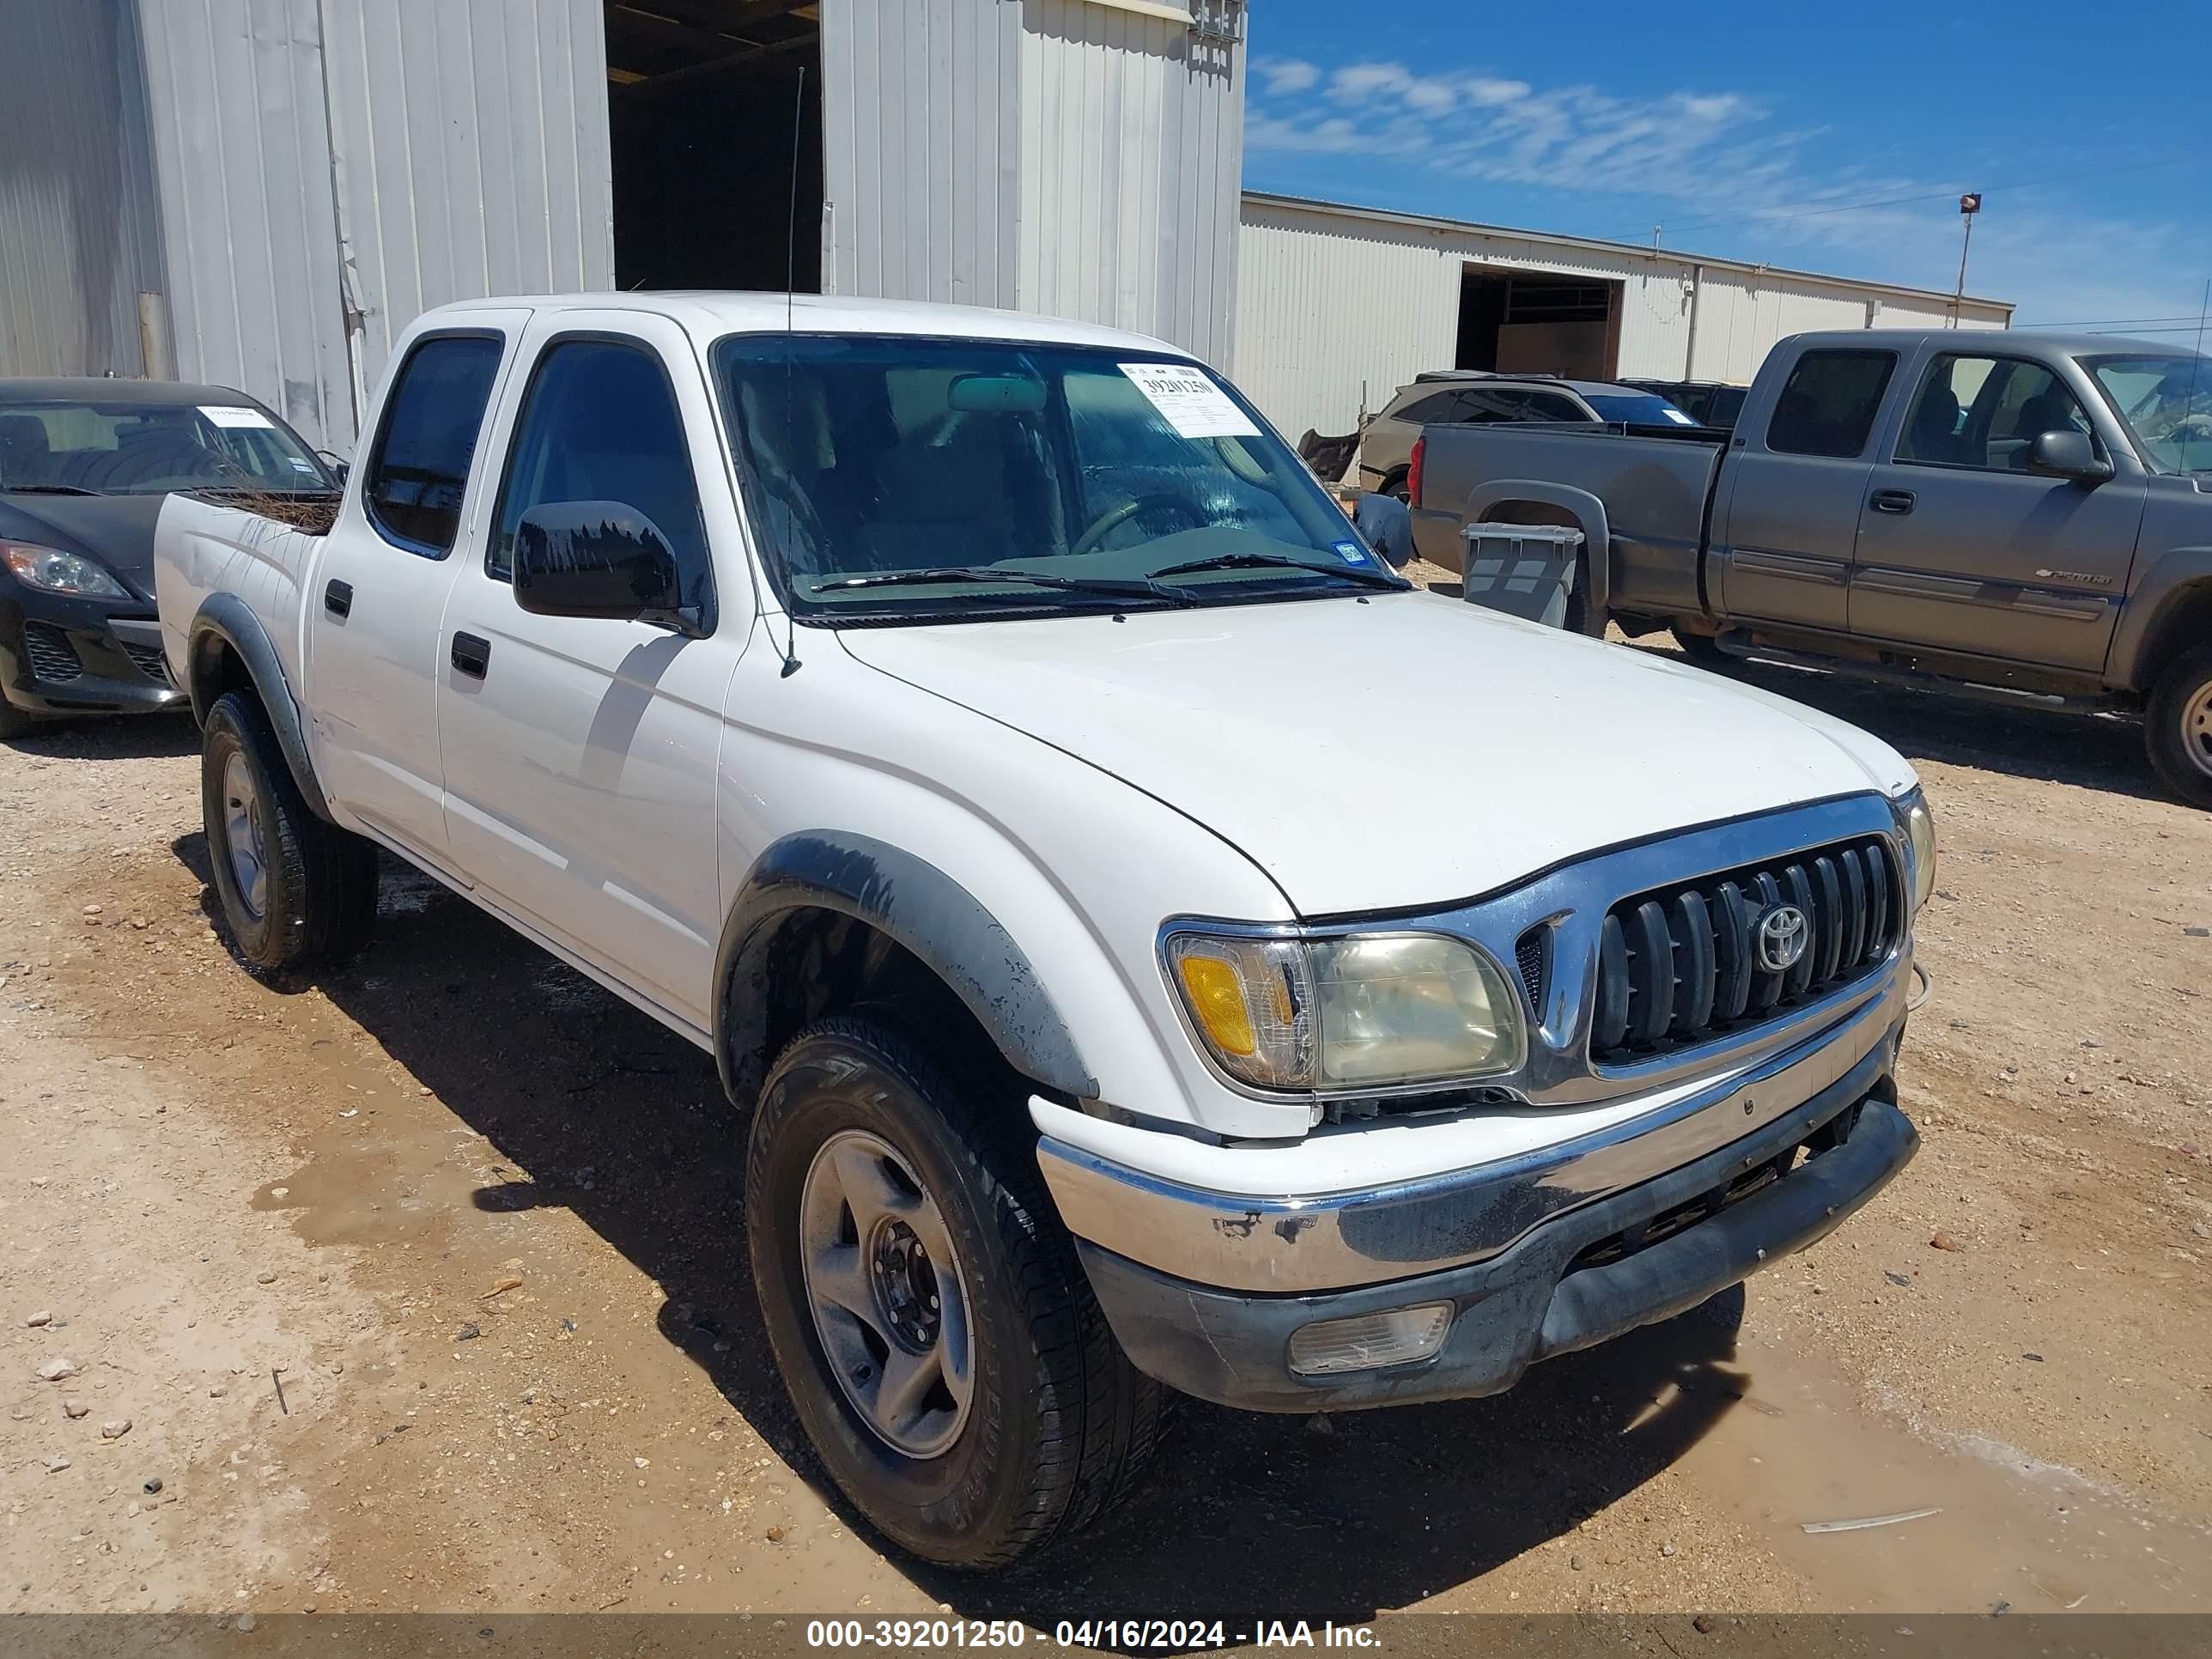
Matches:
[1409,422,1725,620]
[154,495,325,707]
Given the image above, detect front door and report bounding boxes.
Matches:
[434,312,752,1031]
[307,324,520,864]
[1711,347,1900,633]
[1850,350,2146,672]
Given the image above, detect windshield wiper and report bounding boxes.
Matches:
[2,483,100,496]
[806,566,1195,606]
[1146,550,1407,592]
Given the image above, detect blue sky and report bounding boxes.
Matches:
[1241,2,2212,334]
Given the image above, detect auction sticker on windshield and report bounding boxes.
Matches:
[199,404,275,429]
[1120,362,1260,440]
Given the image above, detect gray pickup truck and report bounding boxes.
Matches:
[1409,329,2212,806]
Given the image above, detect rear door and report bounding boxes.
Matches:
[1850,348,2146,671]
[307,322,520,864]
[1709,346,1898,633]
[434,311,752,1030]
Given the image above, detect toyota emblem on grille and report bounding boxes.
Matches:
[1755,903,1809,972]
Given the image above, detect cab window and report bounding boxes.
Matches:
[487,337,714,623]
[1898,355,2098,471]
[1765,350,1896,459]
[362,334,503,556]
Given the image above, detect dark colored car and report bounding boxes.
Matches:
[0,379,339,737]
[1623,378,1749,429]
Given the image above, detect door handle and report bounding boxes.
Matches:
[1870,488,1916,515]
[324,579,352,617]
[450,631,491,679]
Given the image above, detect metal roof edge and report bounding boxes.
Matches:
[1238,190,2016,315]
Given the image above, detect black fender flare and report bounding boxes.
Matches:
[1457,479,1613,637]
[713,830,1097,1106]
[185,594,336,823]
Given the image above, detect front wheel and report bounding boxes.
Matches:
[745,1014,1162,1568]
[201,690,380,970]
[2146,641,2212,809]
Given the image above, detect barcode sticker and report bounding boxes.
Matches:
[1118,362,1260,440]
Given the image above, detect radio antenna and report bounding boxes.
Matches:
[776,64,807,678]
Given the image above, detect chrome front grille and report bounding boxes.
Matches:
[21,621,82,683]
[1589,835,1899,1066]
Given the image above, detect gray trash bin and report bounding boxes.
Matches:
[1459,523,1584,629]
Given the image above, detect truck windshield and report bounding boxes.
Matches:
[2086,353,2212,473]
[712,334,1398,618]
[0,397,335,496]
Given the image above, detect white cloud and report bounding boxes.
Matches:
[1254,56,1319,95]
[1330,62,1409,101]
[1463,76,1530,107]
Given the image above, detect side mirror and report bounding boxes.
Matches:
[2027,428,2112,483]
[512,501,702,635]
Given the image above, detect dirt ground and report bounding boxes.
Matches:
[3,623,2209,1625]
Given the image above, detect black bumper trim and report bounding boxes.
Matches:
[1077,1038,1914,1413]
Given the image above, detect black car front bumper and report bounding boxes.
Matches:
[1,584,186,720]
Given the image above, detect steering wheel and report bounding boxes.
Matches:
[1069,492,1205,561]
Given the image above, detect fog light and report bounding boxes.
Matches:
[1286,1302,1454,1376]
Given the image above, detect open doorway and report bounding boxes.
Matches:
[1455,267,1621,380]
[604,2,823,293]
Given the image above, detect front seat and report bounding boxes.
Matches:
[1905,384,1964,464]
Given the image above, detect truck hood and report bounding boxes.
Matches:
[837,593,1915,916]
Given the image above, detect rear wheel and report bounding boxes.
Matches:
[201,690,380,970]
[1673,624,1729,667]
[2146,641,2212,809]
[745,1013,1162,1568]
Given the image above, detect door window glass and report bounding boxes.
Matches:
[1765,350,1896,458]
[488,338,713,617]
[1898,355,2095,471]
[362,335,503,556]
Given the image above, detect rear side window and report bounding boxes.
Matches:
[1396,392,1461,424]
[1765,350,1896,459]
[362,334,503,556]
[487,337,713,617]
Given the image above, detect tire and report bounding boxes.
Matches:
[1382,471,1410,503]
[1673,624,1729,666]
[745,1013,1163,1569]
[2145,641,2212,810]
[201,690,380,971]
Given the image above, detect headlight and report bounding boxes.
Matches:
[2,541,130,599]
[1898,789,1936,911]
[1165,929,1523,1093]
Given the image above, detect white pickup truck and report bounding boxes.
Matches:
[155,293,1932,1569]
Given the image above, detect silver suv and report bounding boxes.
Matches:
[1358,374,1694,498]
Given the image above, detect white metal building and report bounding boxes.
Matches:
[0,0,1247,453]
[1234,192,2014,441]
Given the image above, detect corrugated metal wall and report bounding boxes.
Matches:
[0,0,169,379]
[137,0,357,449]
[1232,205,1461,440]
[319,0,613,414]
[822,0,1245,365]
[1236,197,2011,439]
[1017,0,1244,367]
[132,0,612,453]
[821,0,1024,310]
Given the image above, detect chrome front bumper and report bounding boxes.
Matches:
[1036,952,1912,1297]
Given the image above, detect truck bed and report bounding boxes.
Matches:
[1410,421,1726,620]
[154,495,324,697]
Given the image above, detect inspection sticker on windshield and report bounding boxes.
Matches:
[1331,539,1371,566]
[1119,362,1260,440]
[199,404,274,429]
